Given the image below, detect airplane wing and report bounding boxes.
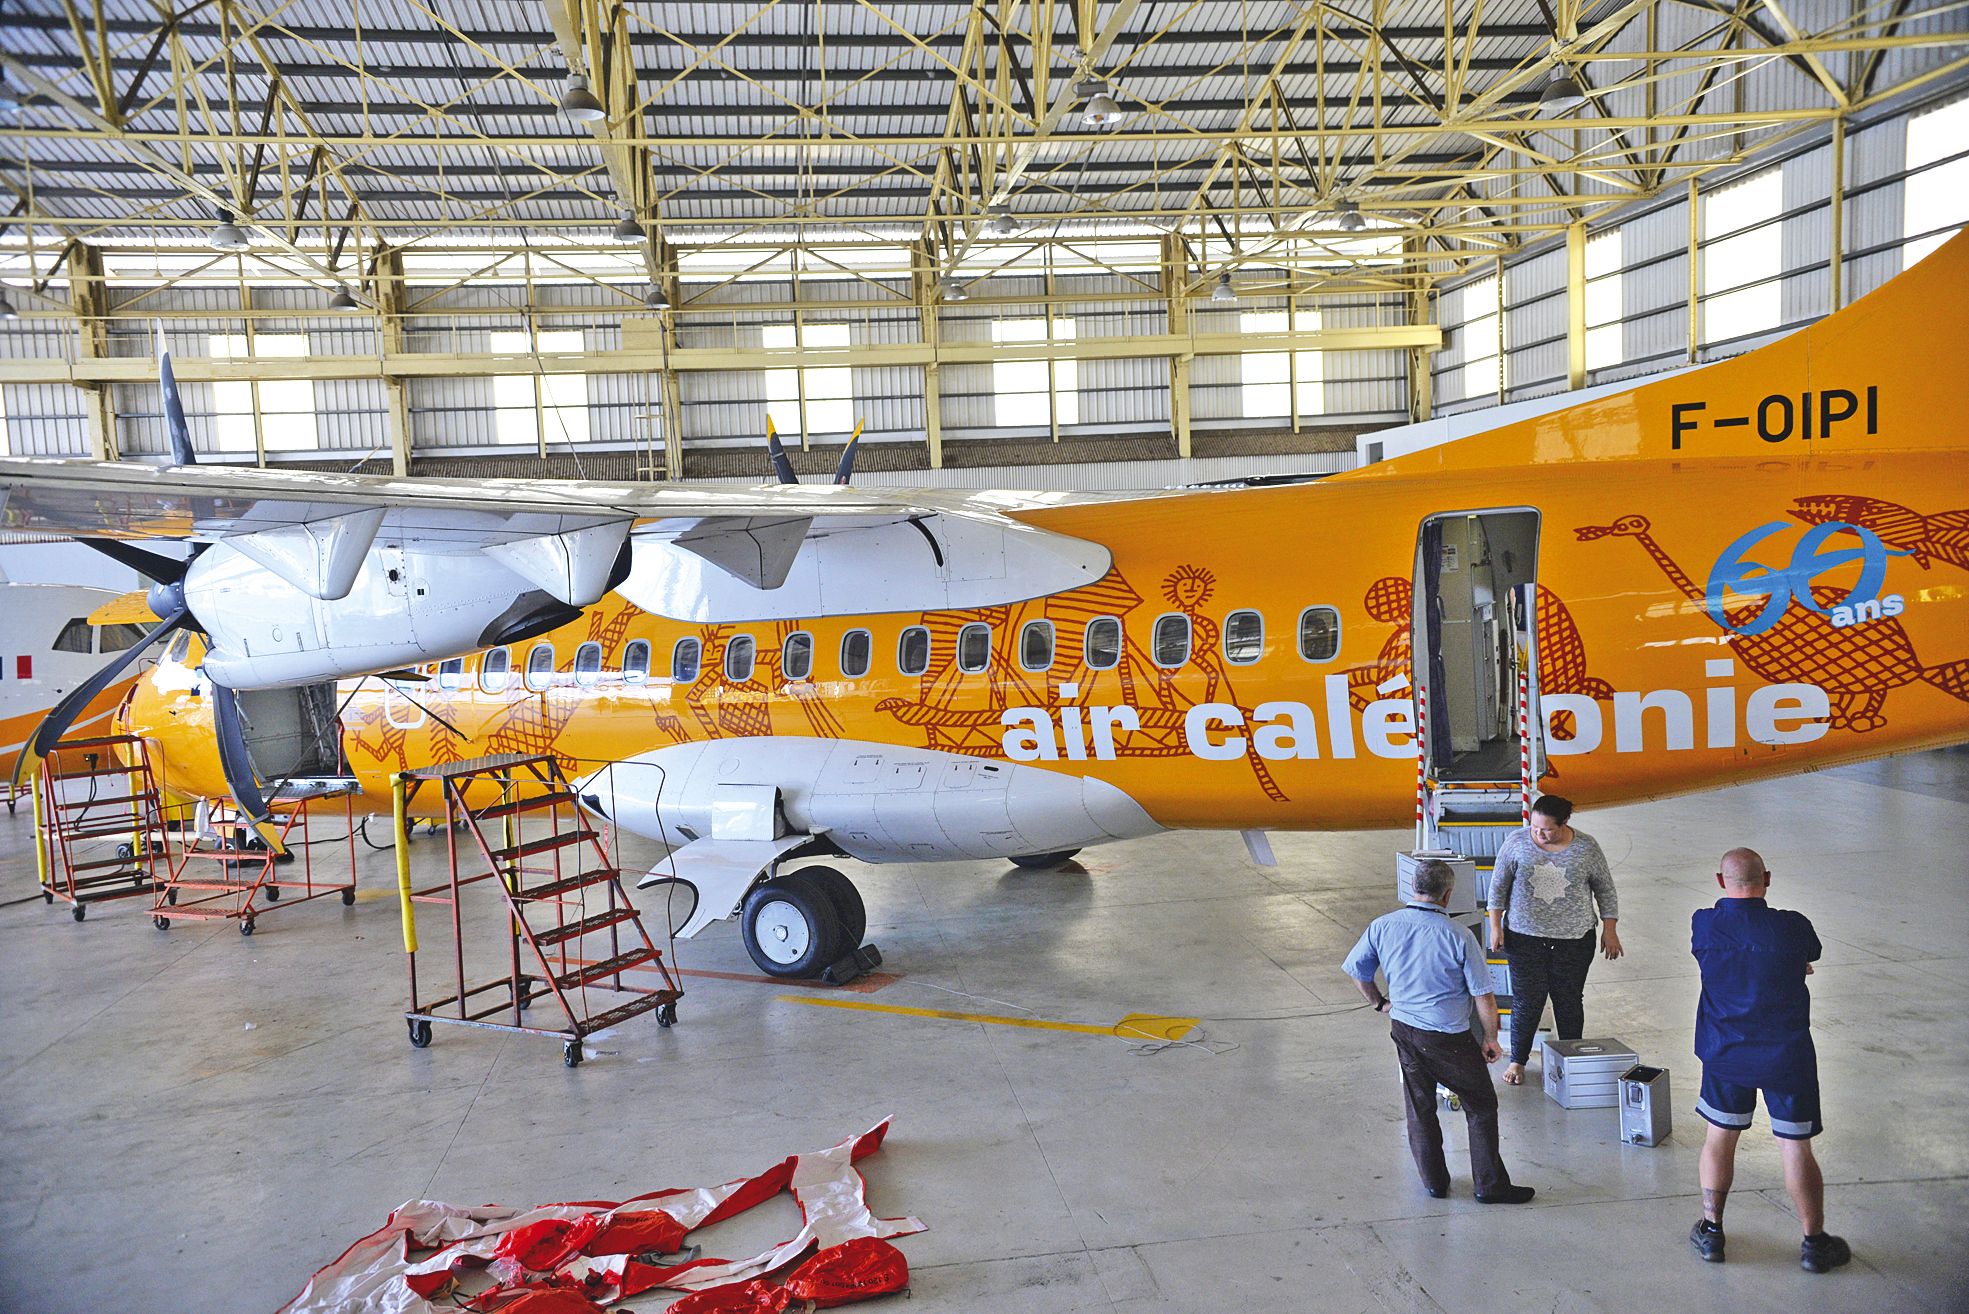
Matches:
[0,456,1116,690]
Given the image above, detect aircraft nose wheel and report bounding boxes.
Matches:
[741,872,848,979]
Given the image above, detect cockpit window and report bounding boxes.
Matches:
[54,619,91,653]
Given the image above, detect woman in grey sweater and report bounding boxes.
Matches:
[1486,794,1624,1085]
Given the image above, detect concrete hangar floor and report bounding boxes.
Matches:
[0,752,1964,1313]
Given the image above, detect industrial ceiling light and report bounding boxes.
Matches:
[0,288,18,320]
[209,210,251,252]
[1337,199,1367,232]
[560,73,607,122]
[938,274,969,302]
[1538,67,1587,114]
[1210,271,1236,304]
[612,212,645,242]
[328,283,360,310]
[1075,77,1125,127]
[644,282,670,310]
[987,206,1017,237]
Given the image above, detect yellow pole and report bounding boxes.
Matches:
[30,765,50,895]
[393,773,418,953]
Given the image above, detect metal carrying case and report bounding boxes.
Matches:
[1543,1037,1640,1109]
[1619,1064,1672,1145]
[1397,851,1478,915]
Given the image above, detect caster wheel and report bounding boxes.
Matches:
[116,842,136,861]
[656,1001,678,1029]
[72,904,87,922]
[264,884,281,901]
[166,888,178,905]
[42,889,53,904]
[154,915,170,930]
[240,918,255,937]
[563,1040,583,1068]
[340,887,356,906]
[407,1019,432,1049]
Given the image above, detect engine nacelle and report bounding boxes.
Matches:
[185,542,579,688]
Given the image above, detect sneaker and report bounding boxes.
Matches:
[1800,1232,1851,1273]
[1689,1219,1725,1263]
[1475,1184,1537,1204]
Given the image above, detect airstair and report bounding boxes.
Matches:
[394,754,681,1068]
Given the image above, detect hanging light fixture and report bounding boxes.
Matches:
[1538,67,1587,114]
[209,209,251,251]
[1337,198,1367,232]
[1210,271,1236,304]
[938,274,969,302]
[644,282,670,310]
[0,288,18,320]
[327,284,360,310]
[560,72,607,122]
[1075,77,1125,127]
[612,212,645,243]
[987,206,1017,237]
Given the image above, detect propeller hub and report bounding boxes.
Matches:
[147,579,188,621]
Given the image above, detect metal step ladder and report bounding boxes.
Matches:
[34,734,168,921]
[394,754,682,1067]
[149,782,358,936]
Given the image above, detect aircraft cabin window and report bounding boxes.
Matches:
[166,632,193,665]
[1223,610,1264,665]
[672,637,702,683]
[573,642,604,687]
[897,626,930,677]
[840,629,872,678]
[1298,606,1341,662]
[480,647,511,692]
[956,623,991,674]
[725,634,757,682]
[1020,620,1055,672]
[525,643,555,690]
[622,639,651,684]
[1084,617,1122,671]
[782,631,814,681]
[98,623,147,653]
[1152,614,1191,668]
[437,657,465,690]
[54,619,91,654]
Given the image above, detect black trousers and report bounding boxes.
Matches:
[1504,926,1598,1064]
[1390,1018,1512,1196]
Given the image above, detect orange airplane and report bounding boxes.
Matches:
[4,232,1965,980]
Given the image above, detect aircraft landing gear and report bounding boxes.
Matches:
[741,871,845,979]
[1010,849,1081,870]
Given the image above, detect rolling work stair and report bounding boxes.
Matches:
[149,783,358,936]
[394,754,682,1068]
[33,734,168,921]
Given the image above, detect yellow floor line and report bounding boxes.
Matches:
[776,994,1198,1042]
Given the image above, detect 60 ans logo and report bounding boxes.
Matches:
[1706,520,1909,635]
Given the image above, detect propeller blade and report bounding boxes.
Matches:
[833,419,865,486]
[764,416,799,486]
[77,538,190,586]
[208,680,272,824]
[12,608,188,788]
[158,330,198,467]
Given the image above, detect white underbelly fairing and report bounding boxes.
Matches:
[579,738,1162,863]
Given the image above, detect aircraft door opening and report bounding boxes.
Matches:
[1415,510,1540,785]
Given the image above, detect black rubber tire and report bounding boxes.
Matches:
[116,842,136,861]
[563,1040,583,1068]
[154,915,170,930]
[741,872,849,979]
[797,866,866,948]
[42,889,52,904]
[240,917,255,937]
[166,888,178,905]
[1010,849,1081,870]
[656,1001,678,1029]
[71,904,86,922]
[407,1019,432,1048]
[340,887,356,906]
[264,883,281,901]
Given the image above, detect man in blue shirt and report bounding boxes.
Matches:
[1688,847,1850,1273]
[1343,858,1535,1203]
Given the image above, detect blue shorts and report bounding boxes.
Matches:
[1697,1066,1822,1139]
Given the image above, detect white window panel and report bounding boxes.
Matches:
[803,323,854,435]
[1585,230,1623,371]
[1906,97,1969,266]
[1703,169,1781,344]
[1458,275,1503,400]
[761,323,801,436]
[208,332,315,452]
[490,328,587,446]
[991,317,1076,428]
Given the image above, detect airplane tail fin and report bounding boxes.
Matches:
[157,321,196,467]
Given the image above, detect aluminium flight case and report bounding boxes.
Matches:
[1543,1037,1640,1109]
